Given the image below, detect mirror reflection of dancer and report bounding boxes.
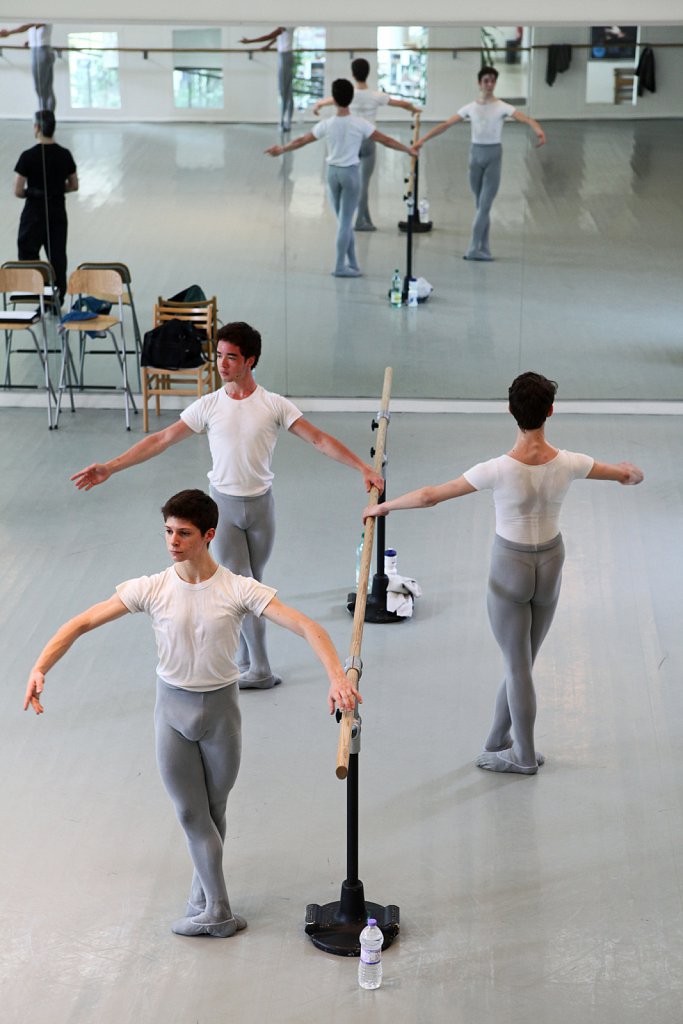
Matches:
[312,58,421,232]
[0,22,55,110]
[415,66,546,261]
[363,372,644,775]
[24,489,361,938]
[239,26,295,132]
[266,79,418,277]
[71,322,383,690]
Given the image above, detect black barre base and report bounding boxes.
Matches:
[305,880,400,956]
[398,218,433,233]
[347,572,406,623]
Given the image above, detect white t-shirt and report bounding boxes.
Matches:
[463,450,594,545]
[180,385,302,497]
[312,115,375,166]
[456,100,516,145]
[350,89,390,126]
[277,28,294,53]
[29,24,52,47]
[116,564,276,691]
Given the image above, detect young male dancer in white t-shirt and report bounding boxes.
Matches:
[25,489,361,938]
[313,58,421,231]
[415,66,546,260]
[266,78,418,276]
[363,372,643,775]
[72,321,383,690]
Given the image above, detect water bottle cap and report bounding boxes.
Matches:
[384,549,396,557]
[367,918,377,926]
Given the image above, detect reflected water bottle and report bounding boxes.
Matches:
[390,269,402,307]
[358,918,383,989]
[418,198,430,223]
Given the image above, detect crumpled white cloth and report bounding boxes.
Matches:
[386,574,422,617]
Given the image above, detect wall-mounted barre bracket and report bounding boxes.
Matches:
[344,654,363,679]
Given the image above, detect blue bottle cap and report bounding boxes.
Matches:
[384,549,396,557]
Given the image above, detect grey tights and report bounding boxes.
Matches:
[210,487,276,683]
[32,45,55,111]
[466,143,502,259]
[154,679,241,922]
[355,138,377,229]
[483,534,564,768]
[327,164,361,273]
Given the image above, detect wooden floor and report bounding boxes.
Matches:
[0,118,681,402]
[1,404,682,1024]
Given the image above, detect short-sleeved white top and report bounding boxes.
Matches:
[180,385,302,497]
[29,24,52,47]
[456,100,516,145]
[277,28,294,53]
[463,450,594,544]
[116,564,276,691]
[350,90,390,126]
[312,114,375,166]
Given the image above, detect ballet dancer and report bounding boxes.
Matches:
[71,322,383,691]
[0,22,56,110]
[266,78,417,277]
[24,489,361,937]
[363,372,643,775]
[239,26,296,132]
[415,66,546,261]
[312,58,420,231]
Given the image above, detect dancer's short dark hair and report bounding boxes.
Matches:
[332,78,354,108]
[508,372,558,430]
[217,321,261,368]
[478,65,499,82]
[35,110,56,138]
[162,490,218,534]
[351,58,370,82]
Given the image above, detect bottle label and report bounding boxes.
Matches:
[360,951,381,964]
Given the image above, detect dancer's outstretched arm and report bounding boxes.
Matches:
[71,419,193,490]
[24,595,130,714]
[262,598,362,713]
[363,476,476,520]
[288,417,384,493]
[371,129,418,157]
[415,114,463,149]
[265,132,316,157]
[511,110,546,146]
[587,461,643,484]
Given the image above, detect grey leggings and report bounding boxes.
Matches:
[327,164,361,273]
[155,679,241,912]
[32,46,56,111]
[466,143,502,258]
[278,50,294,130]
[355,138,377,228]
[210,487,276,678]
[485,533,565,765]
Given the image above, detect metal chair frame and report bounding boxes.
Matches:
[0,266,57,428]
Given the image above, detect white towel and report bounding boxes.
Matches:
[386,574,422,617]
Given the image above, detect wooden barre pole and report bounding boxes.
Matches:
[336,367,393,780]
[407,112,422,198]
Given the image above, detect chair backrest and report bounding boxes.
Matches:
[0,267,46,296]
[154,298,216,342]
[2,260,57,288]
[67,268,124,299]
[77,262,133,285]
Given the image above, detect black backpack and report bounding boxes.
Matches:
[141,318,207,370]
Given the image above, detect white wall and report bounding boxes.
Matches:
[0,22,681,122]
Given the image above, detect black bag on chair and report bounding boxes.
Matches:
[141,318,206,370]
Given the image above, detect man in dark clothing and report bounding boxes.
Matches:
[14,110,78,303]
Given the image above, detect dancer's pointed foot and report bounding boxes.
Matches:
[332,267,363,277]
[354,221,376,232]
[484,744,545,766]
[172,913,247,938]
[463,252,494,262]
[476,750,538,775]
[238,672,282,690]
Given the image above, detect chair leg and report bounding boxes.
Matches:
[142,370,150,433]
[4,329,13,388]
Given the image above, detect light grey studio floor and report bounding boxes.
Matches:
[0,117,682,401]
[1,405,682,1024]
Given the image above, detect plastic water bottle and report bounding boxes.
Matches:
[407,278,418,307]
[358,918,383,989]
[390,269,402,307]
[418,198,430,223]
[384,548,398,576]
[355,532,365,589]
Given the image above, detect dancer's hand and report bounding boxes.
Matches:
[71,463,111,490]
[265,145,284,157]
[362,502,388,523]
[362,466,385,495]
[619,462,644,485]
[408,145,419,158]
[24,670,45,714]
[535,130,546,147]
[328,668,362,714]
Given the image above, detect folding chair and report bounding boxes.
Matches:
[59,268,137,430]
[1,259,61,316]
[0,266,57,428]
[142,297,217,432]
[76,262,143,389]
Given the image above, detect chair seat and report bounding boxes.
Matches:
[62,314,121,332]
